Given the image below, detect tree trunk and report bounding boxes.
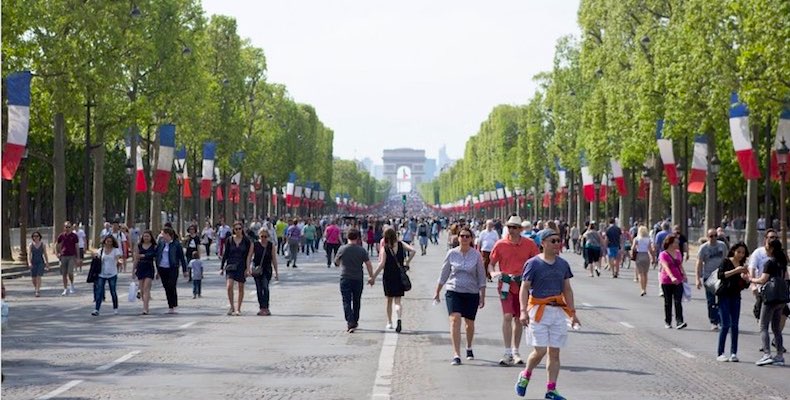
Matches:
[576,178,584,228]
[126,126,138,230]
[53,112,67,240]
[745,125,760,251]
[671,185,682,230]
[224,178,232,223]
[149,133,162,235]
[619,169,633,229]
[648,161,663,227]
[704,134,718,235]
[19,162,29,261]
[33,188,42,227]
[92,127,106,248]
[1,179,11,260]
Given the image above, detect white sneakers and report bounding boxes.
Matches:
[69,285,75,294]
[385,322,394,330]
[61,289,68,296]
[716,355,729,362]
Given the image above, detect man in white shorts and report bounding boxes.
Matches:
[515,229,579,400]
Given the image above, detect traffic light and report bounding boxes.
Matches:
[402,194,407,204]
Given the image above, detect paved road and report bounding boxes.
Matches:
[1,236,788,399]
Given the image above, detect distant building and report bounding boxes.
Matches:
[383,148,426,194]
[424,158,437,181]
[438,145,451,170]
[360,157,374,175]
[372,165,384,180]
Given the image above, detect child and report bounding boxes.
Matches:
[188,251,203,299]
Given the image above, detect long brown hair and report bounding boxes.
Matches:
[384,227,398,247]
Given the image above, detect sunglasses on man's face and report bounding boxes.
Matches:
[508,226,520,230]
[547,238,561,244]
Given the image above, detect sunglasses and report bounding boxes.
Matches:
[459,234,471,238]
[260,235,269,238]
[766,236,778,240]
[547,238,561,244]
[234,227,242,231]
[709,235,717,238]
[508,226,520,230]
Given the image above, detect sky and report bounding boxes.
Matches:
[201,0,581,165]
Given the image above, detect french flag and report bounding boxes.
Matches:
[214,167,223,201]
[688,135,708,193]
[229,172,241,204]
[770,108,790,182]
[174,145,186,181]
[248,183,256,204]
[729,93,760,180]
[181,160,192,198]
[152,124,175,193]
[610,158,627,196]
[542,179,552,208]
[599,174,608,202]
[271,187,278,205]
[2,71,32,180]
[335,193,341,206]
[200,142,215,199]
[318,189,325,207]
[304,183,313,207]
[656,119,679,186]
[637,177,649,200]
[125,133,147,193]
[555,158,567,189]
[581,159,595,202]
[285,172,296,207]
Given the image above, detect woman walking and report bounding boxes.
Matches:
[583,222,604,277]
[371,227,416,333]
[433,227,486,365]
[155,227,188,314]
[716,242,749,362]
[252,228,279,316]
[221,222,253,316]
[632,226,654,296]
[27,232,49,297]
[133,231,157,315]
[750,239,787,366]
[92,235,123,316]
[201,222,215,260]
[658,235,688,329]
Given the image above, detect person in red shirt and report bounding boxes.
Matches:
[56,221,80,296]
[489,215,539,366]
[324,220,342,268]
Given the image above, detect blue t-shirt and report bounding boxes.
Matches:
[655,230,669,250]
[522,256,573,298]
[605,225,622,247]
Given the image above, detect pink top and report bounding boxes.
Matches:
[325,225,341,244]
[658,250,683,285]
[367,229,375,243]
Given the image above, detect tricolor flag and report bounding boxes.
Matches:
[214,167,224,201]
[229,172,241,204]
[688,135,708,193]
[542,179,552,208]
[656,120,679,186]
[174,145,186,177]
[294,183,303,207]
[181,160,192,198]
[729,93,760,180]
[2,71,32,180]
[248,183,256,204]
[285,172,296,207]
[495,181,505,206]
[271,187,278,205]
[610,158,627,196]
[598,174,608,202]
[335,193,341,206]
[581,156,595,202]
[637,177,649,200]
[304,183,313,207]
[124,132,147,193]
[200,142,215,199]
[770,108,790,181]
[152,124,175,193]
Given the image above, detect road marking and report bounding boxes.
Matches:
[37,380,84,399]
[619,322,635,329]
[672,348,696,359]
[371,332,399,400]
[581,302,594,308]
[96,350,141,371]
[178,321,196,329]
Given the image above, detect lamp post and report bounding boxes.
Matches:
[777,138,789,249]
[677,161,687,236]
[592,175,600,223]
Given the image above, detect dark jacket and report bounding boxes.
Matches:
[155,239,188,272]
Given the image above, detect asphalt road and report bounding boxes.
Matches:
[1,236,788,399]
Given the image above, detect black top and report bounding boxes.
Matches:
[717,258,745,298]
[252,241,273,268]
[764,258,788,279]
[137,243,157,267]
[222,236,251,268]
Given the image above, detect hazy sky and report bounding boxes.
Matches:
[201,0,581,165]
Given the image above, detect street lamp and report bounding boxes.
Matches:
[777,138,789,249]
[592,175,601,223]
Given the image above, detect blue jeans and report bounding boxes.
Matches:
[95,275,118,311]
[253,273,271,309]
[717,295,741,356]
[305,239,314,255]
[192,279,202,295]
[340,278,363,328]
[705,286,721,324]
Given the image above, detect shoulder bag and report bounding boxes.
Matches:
[389,245,412,292]
[761,267,790,305]
[86,249,102,283]
[251,242,266,277]
[704,268,722,294]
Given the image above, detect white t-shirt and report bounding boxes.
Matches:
[478,230,500,252]
[748,247,769,277]
[634,237,651,253]
[99,247,122,278]
[75,229,86,249]
[202,227,215,241]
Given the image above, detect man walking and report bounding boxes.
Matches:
[56,221,80,296]
[477,219,499,282]
[604,218,622,278]
[515,229,579,400]
[285,219,302,268]
[417,219,429,256]
[489,216,540,366]
[335,229,375,333]
[696,229,728,331]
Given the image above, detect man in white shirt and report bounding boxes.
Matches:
[110,221,128,273]
[748,229,779,327]
[477,220,500,282]
[74,224,87,272]
[217,221,231,257]
[99,222,112,239]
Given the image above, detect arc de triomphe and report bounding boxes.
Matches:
[382,148,426,194]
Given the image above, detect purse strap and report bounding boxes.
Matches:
[387,244,404,270]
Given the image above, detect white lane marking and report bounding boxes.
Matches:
[96,350,141,371]
[371,332,399,400]
[581,302,594,308]
[672,348,696,359]
[178,321,196,329]
[619,322,635,329]
[36,380,84,399]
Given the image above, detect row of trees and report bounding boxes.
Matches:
[1,0,341,256]
[331,159,391,208]
[425,0,789,249]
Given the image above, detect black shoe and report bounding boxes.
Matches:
[676,322,688,330]
[451,357,461,366]
[293,265,297,268]
[466,349,474,360]
[286,260,291,267]
[395,319,402,333]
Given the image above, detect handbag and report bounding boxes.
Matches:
[704,269,722,294]
[224,263,238,272]
[761,276,790,305]
[86,249,102,283]
[251,243,267,277]
[388,246,411,292]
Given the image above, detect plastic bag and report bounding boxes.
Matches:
[128,282,138,302]
[682,282,692,302]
